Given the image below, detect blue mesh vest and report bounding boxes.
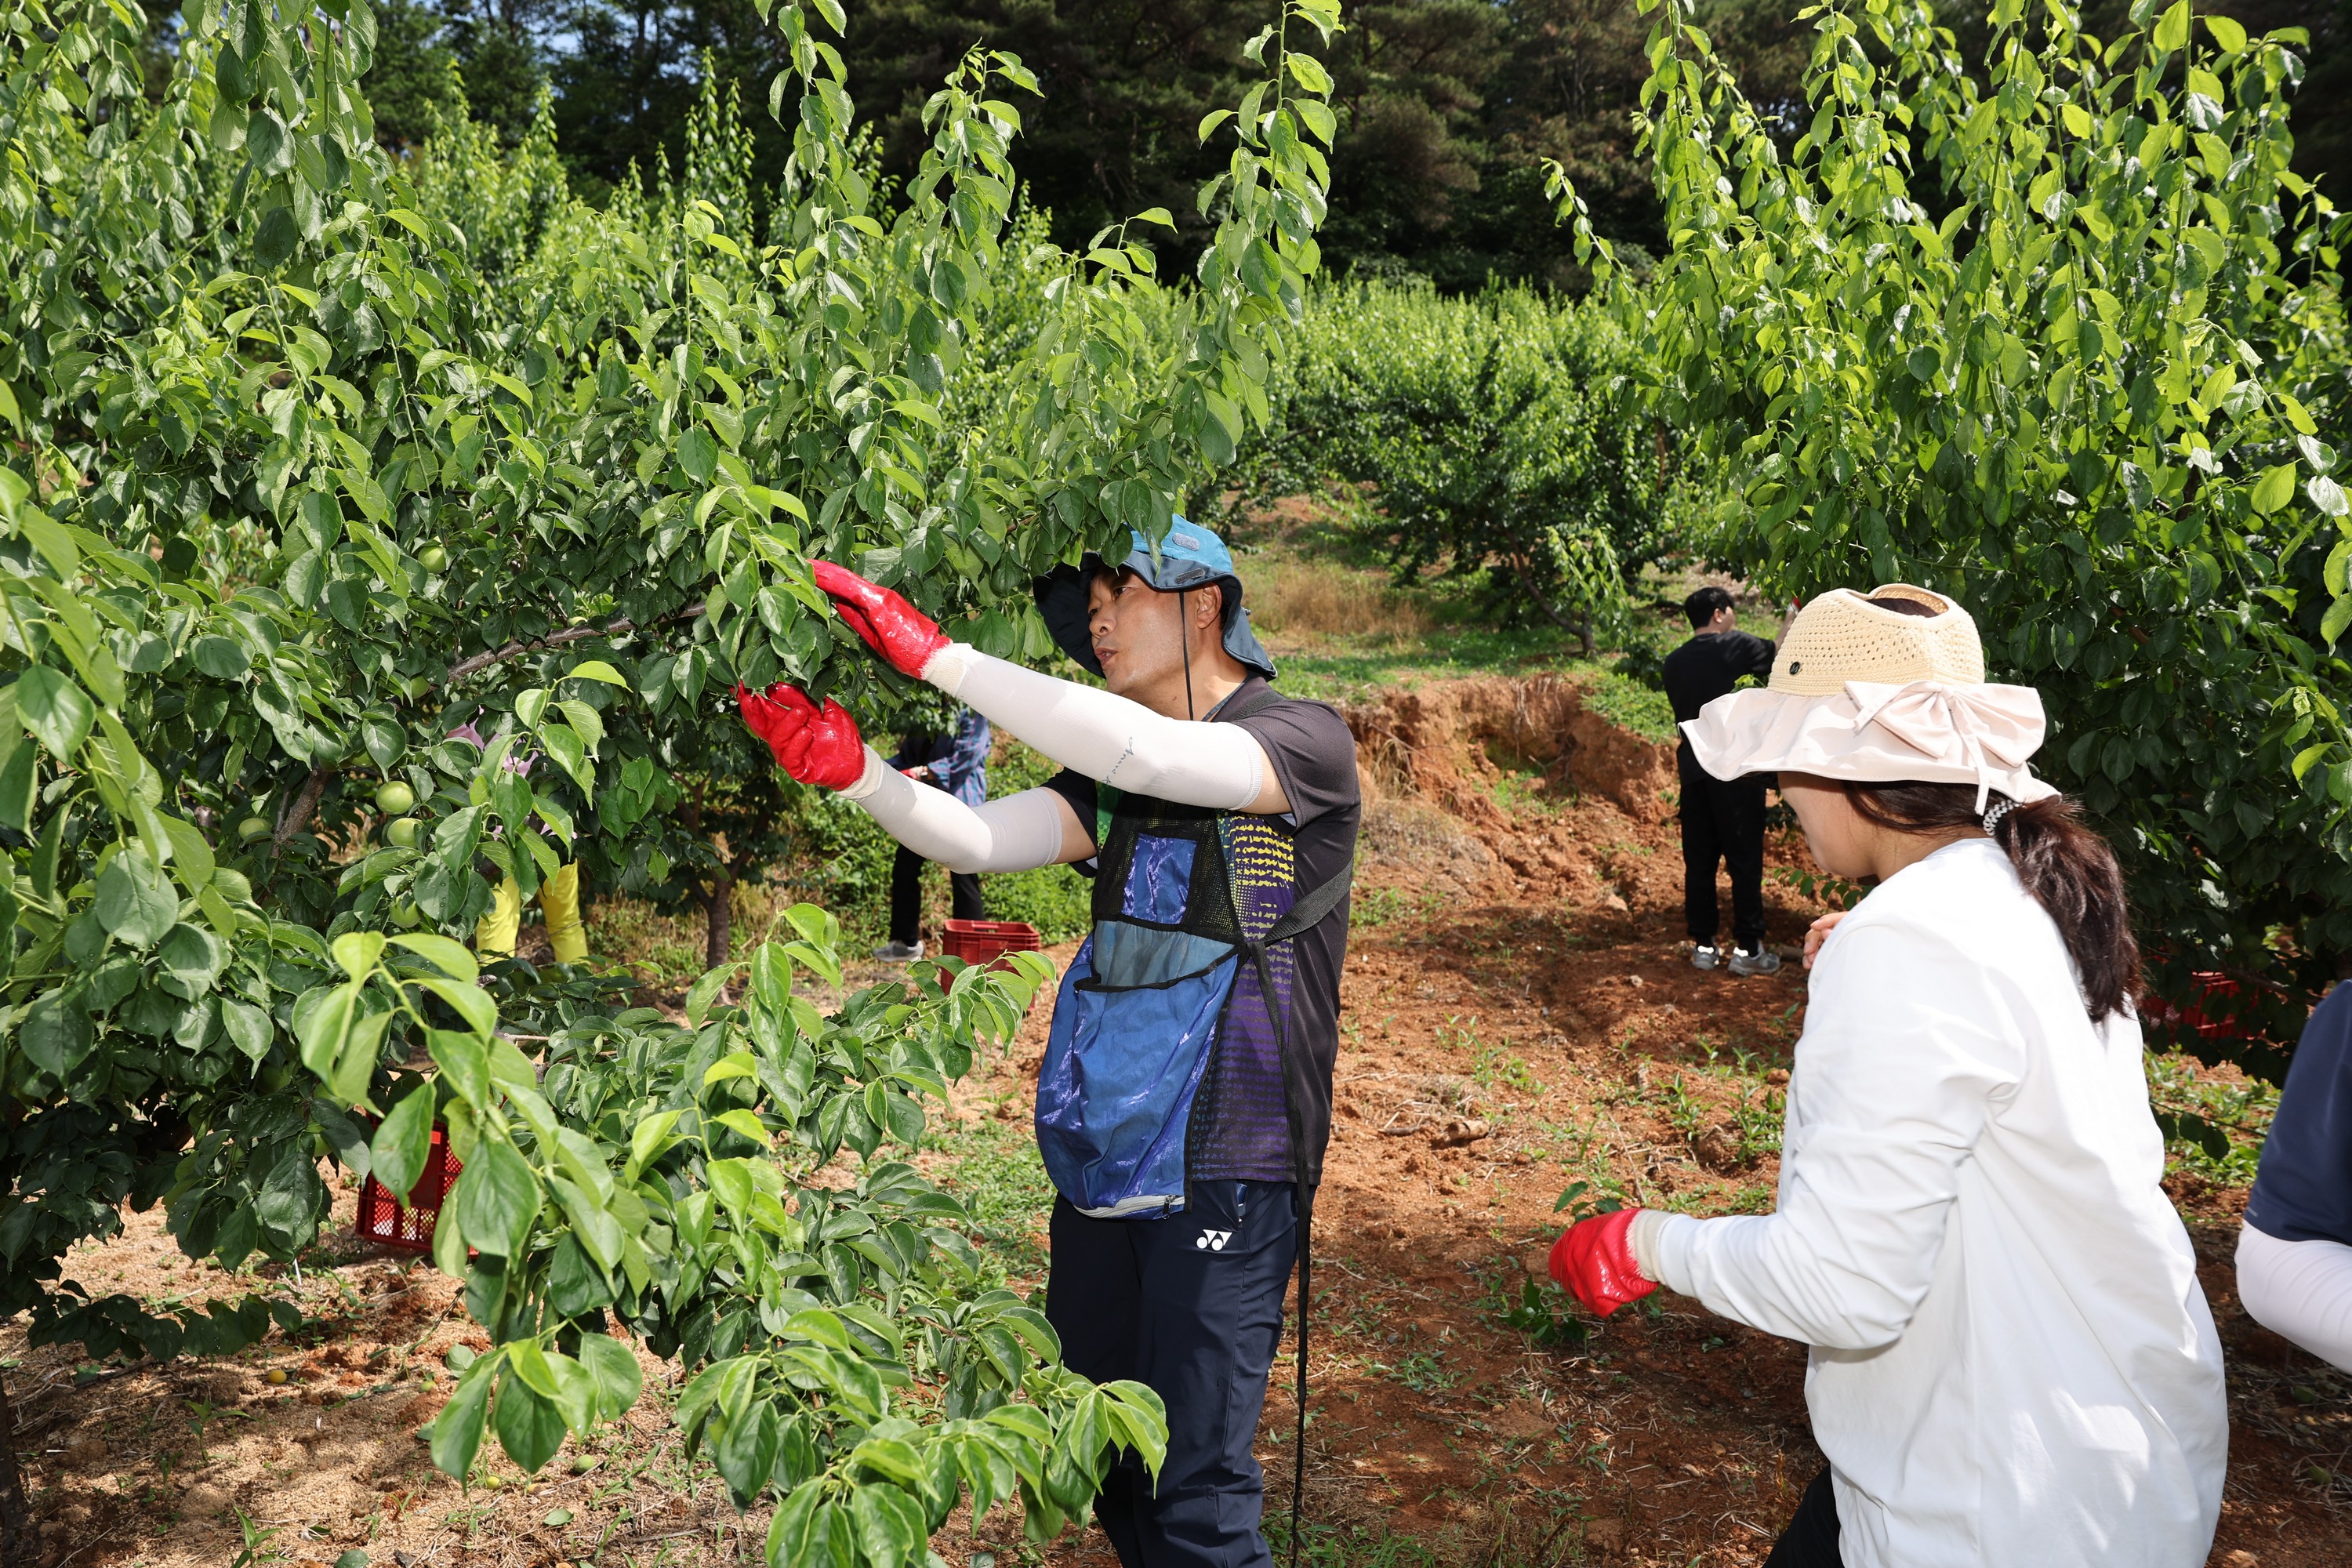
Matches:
[1033,689,1353,1218]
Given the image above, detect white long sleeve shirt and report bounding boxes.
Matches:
[1647,839,2227,1568]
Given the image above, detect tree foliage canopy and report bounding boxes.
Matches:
[0,0,1346,1545]
[1553,0,2351,1062]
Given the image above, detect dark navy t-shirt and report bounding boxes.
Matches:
[2245,984,2352,1247]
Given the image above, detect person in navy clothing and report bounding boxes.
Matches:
[2238,985,2352,1370]
[734,521,1360,1568]
[877,706,991,962]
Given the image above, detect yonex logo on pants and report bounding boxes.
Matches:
[1195,1229,1232,1251]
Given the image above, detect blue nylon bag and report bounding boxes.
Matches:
[1034,935,1240,1217]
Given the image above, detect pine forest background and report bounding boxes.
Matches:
[183,0,2350,292]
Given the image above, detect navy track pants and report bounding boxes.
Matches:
[1045,1181,1299,1568]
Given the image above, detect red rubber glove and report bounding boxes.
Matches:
[735,683,866,791]
[811,561,950,678]
[1548,1208,1657,1317]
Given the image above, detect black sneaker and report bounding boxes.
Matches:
[1691,944,1722,971]
[1729,947,1782,977]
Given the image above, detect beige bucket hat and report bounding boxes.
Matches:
[1682,584,2056,808]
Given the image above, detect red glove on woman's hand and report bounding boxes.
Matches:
[1548,1208,1657,1317]
[811,561,950,678]
[735,684,866,791]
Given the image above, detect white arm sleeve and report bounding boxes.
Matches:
[1646,920,2009,1351]
[2237,1222,2352,1373]
[840,750,1073,873]
[920,642,1265,809]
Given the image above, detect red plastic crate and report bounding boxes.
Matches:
[2142,971,2243,1042]
[942,918,1042,971]
[355,1124,462,1253]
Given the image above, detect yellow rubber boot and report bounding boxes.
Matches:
[475,876,522,956]
[542,862,588,964]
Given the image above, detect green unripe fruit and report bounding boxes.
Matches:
[419,545,448,573]
[392,900,422,927]
[385,816,422,849]
[238,815,270,843]
[375,781,416,815]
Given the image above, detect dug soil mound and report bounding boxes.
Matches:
[1345,675,1679,828]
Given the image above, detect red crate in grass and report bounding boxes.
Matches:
[355,1125,462,1252]
[942,918,1041,971]
[928,920,1043,997]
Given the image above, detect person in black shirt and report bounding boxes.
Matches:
[1661,586,1780,974]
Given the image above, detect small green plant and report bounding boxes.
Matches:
[1499,1272,1590,1350]
[1772,863,1867,913]
[230,1511,287,1568]
[1551,1179,1625,1221]
[1376,1349,1461,1394]
[2145,1050,2277,1181]
[1351,885,1441,929]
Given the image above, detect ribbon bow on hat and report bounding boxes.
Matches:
[1843,680,2049,811]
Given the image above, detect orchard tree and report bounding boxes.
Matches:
[1552,0,2352,1062]
[0,0,1346,1556]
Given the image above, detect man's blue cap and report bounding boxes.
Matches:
[1033,517,1277,681]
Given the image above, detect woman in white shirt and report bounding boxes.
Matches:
[1548,585,2227,1568]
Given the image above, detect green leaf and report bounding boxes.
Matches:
[160,923,227,993]
[429,1029,491,1108]
[684,962,739,1026]
[430,1352,499,1478]
[625,1109,682,1181]
[391,933,479,983]
[333,930,387,979]
[96,848,179,948]
[20,990,94,1076]
[850,1483,924,1566]
[451,1136,540,1258]
[419,975,499,1037]
[711,1109,771,1144]
[678,429,718,483]
[331,1010,393,1109]
[222,998,272,1063]
[579,1331,643,1421]
[296,982,361,1083]
[191,635,250,680]
[2310,475,2350,518]
[562,660,629,687]
[2252,463,2298,515]
[2203,14,2247,52]
[16,666,94,759]
[371,1083,437,1201]
[2153,0,2190,50]
[493,1370,566,1474]
[2323,593,2352,646]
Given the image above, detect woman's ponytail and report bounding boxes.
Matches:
[1843,783,2140,1022]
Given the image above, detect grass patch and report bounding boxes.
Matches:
[1260,1514,1464,1568]
[924,1112,1058,1284]
[2146,1049,2278,1185]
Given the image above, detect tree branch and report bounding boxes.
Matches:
[442,601,704,687]
[271,766,334,856]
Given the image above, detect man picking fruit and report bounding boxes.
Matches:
[739,522,1359,1568]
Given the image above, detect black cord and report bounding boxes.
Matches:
[1291,1189,1311,1568]
[1180,587,1193,719]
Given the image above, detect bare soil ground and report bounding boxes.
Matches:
[14,675,2347,1567]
